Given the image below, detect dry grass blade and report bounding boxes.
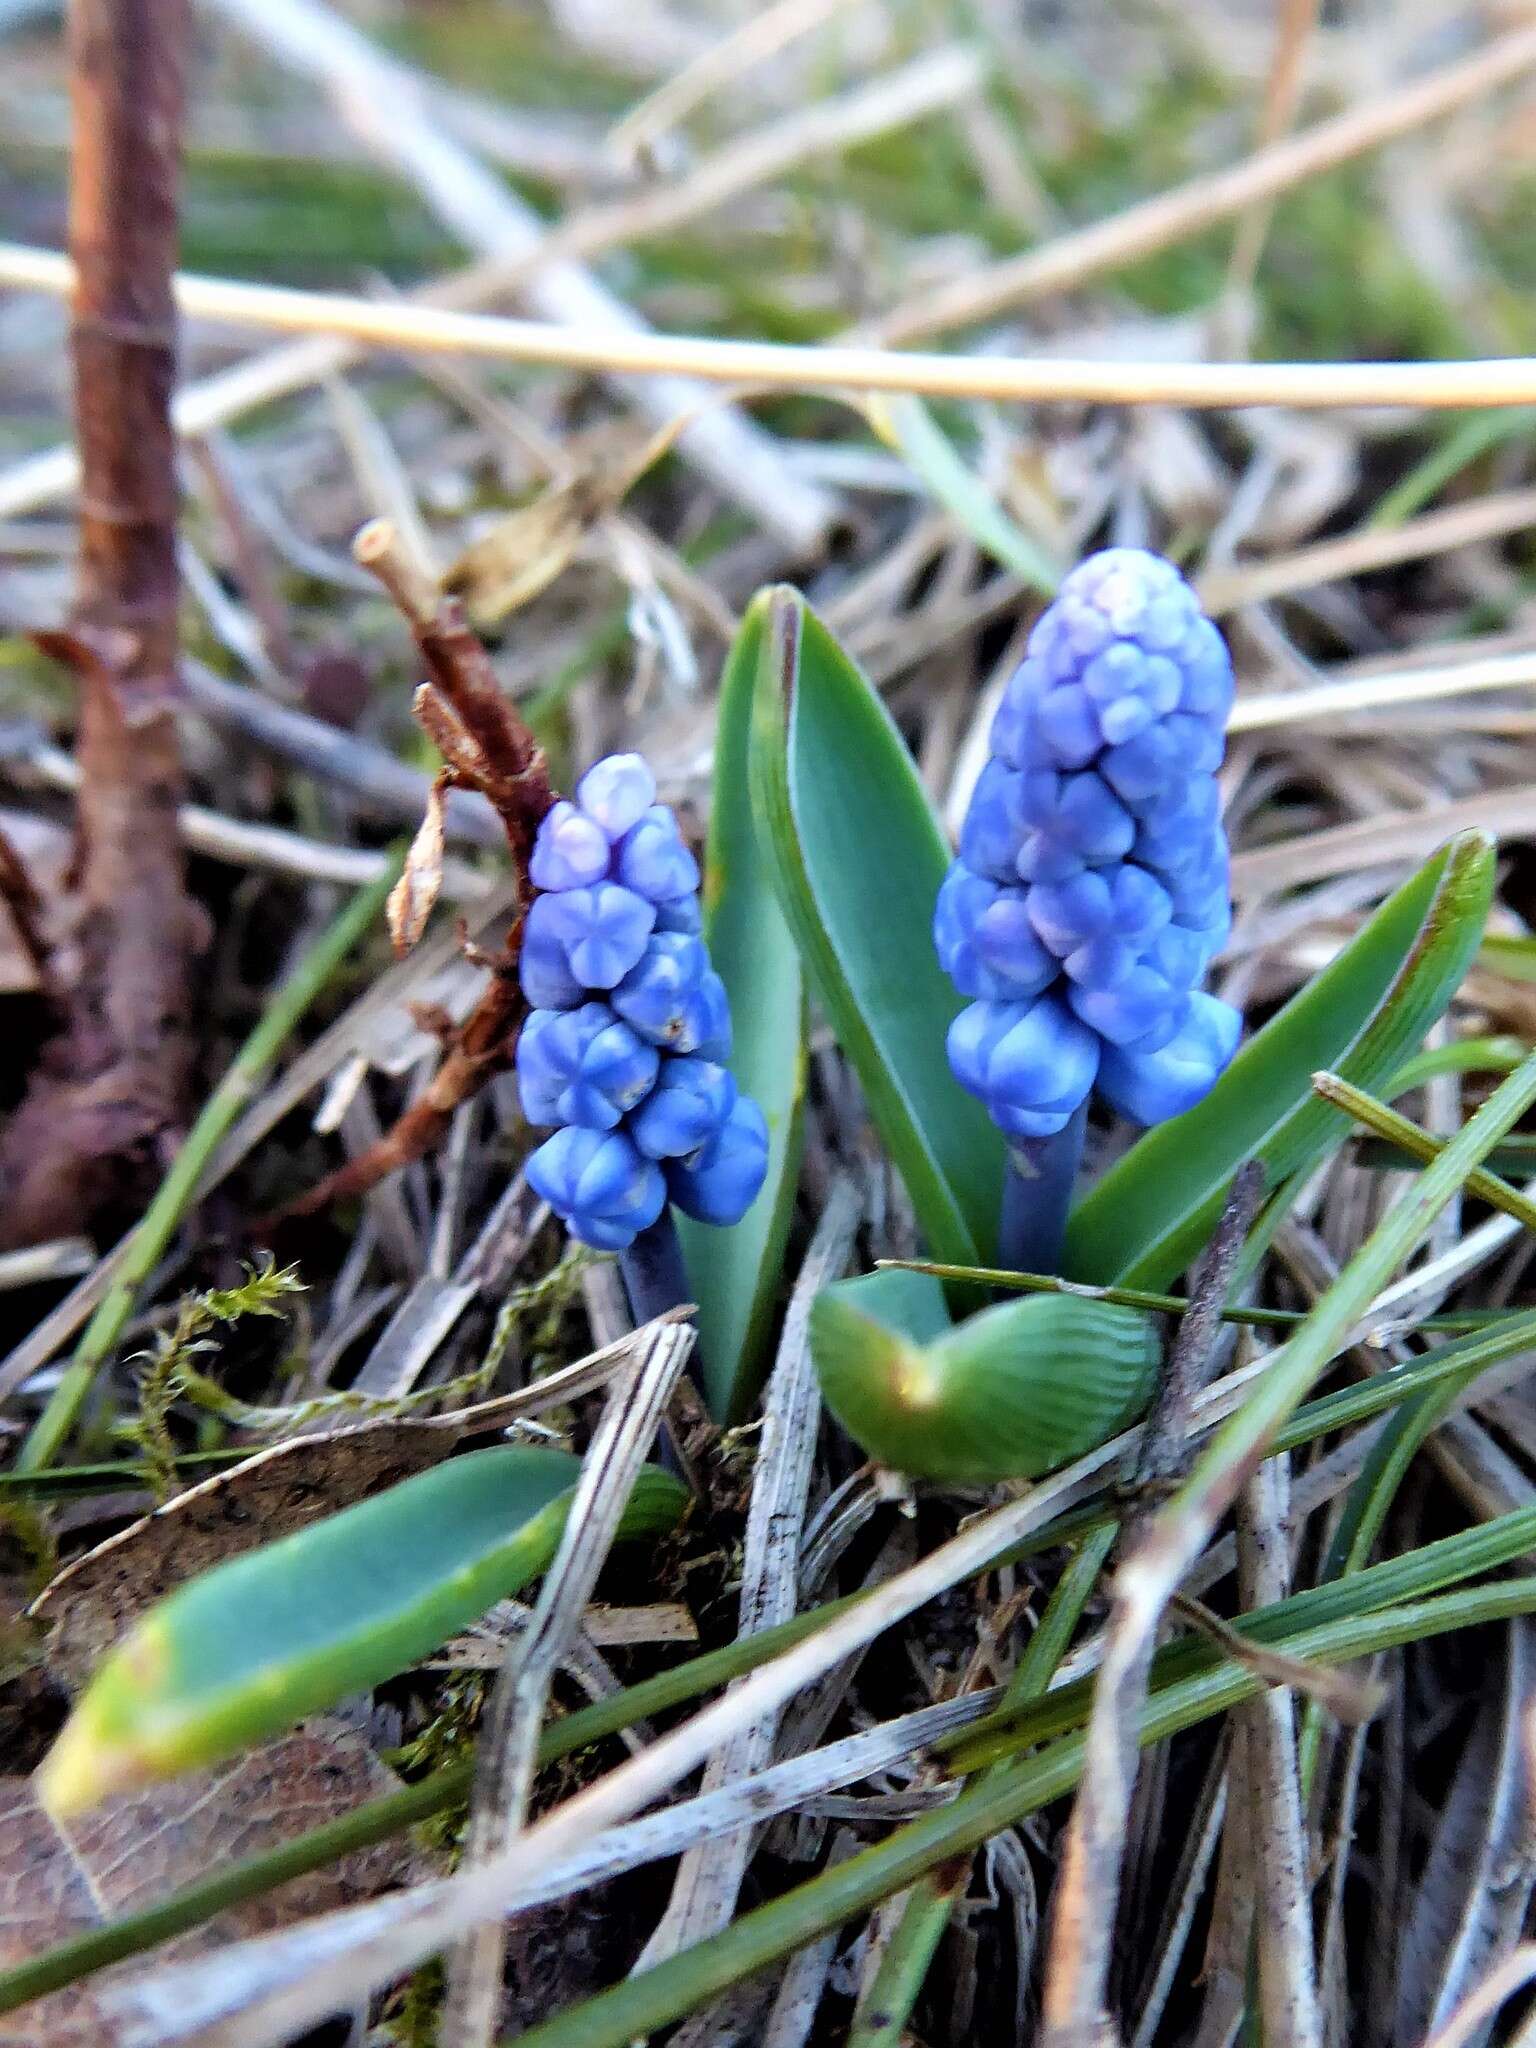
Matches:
[98,1364,1282,2046]
[864,20,1536,344]
[1227,651,1536,734]
[606,0,850,160]
[10,241,1536,408]
[1169,1594,1383,1725]
[1394,1623,1536,2044]
[1042,1167,1262,2047]
[1235,1459,1323,2048]
[1229,788,1536,899]
[1417,1944,1536,2048]
[446,1319,695,2046]
[1199,490,1536,614]
[1219,0,1323,319]
[636,1180,859,1969]
[199,0,835,554]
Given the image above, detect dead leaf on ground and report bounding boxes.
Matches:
[441,417,688,626]
[0,1722,417,2046]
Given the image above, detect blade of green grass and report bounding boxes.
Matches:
[506,1579,1536,2048]
[867,394,1062,591]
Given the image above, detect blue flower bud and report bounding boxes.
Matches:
[612,932,719,1051]
[529,800,612,893]
[524,883,655,993]
[1096,991,1242,1126]
[517,1002,659,1131]
[1178,617,1236,720]
[526,1125,667,1250]
[957,758,1025,882]
[630,1055,736,1159]
[655,893,704,936]
[616,805,701,905]
[933,862,1056,1001]
[691,968,733,1062]
[1025,863,1171,961]
[1100,714,1222,809]
[520,911,584,1009]
[1016,769,1135,881]
[947,994,1099,1139]
[575,752,655,839]
[1068,965,1187,1052]
[939,548,1240,1134]
[1031,682,1103,772]
[667,1095,768,1226]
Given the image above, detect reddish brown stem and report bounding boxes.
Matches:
[271,521,554,1223]
[0,0,197,1248]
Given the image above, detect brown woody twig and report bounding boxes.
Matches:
[0,0,198,1251]
[274,519,554,1221]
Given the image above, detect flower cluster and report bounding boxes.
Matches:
[516,754,768,1249]
[935,548,1241,1136]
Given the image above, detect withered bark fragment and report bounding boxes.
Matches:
[275,521,554,1221]
[0,0,197,1249]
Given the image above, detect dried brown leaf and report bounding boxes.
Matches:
[0,1723,415,2046]
[387,775,448,958]
[442,479,598,624]
[441,417,688,626]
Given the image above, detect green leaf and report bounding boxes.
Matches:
[39,1448,687,1816]
[868,396,1061,593]
[1477,933,1536,985]
[811,1280,1158,1483]
[1064,831,1497,1289]
[678,599,806,1423]
[749,587,1005,1266]
[826,1267,954,1345]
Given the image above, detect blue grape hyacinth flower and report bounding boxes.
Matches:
[517,753,767,1249]
[937,549,1241,1139]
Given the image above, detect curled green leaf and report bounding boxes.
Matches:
[812,1277,1158,1483]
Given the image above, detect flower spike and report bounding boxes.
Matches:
[937,548,1240,1154]
[517,753,767,1250]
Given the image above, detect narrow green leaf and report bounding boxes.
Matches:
[677,595,807,1422]
[749,586,1005,1265]
[869,396,1061,593]
[1064,831,1496,1288]
[812,1282,1158,1483]
[39,1448,687,1816]
[510,1580,1536,2048]
[1478,933,1536,985]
